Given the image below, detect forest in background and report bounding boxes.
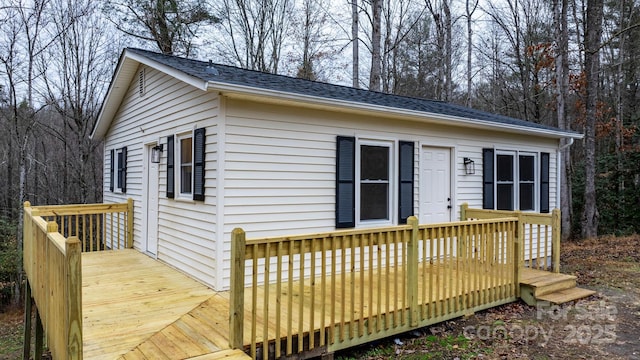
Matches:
[1,0,639,307]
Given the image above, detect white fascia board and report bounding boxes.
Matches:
[207,81,584,140]
[91,50,209,140]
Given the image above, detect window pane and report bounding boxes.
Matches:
[520,183,534,210]
[496,184,513,210]
[519,155,534,181]
[180,137,193,194]
[181,138,192,163]
[360,183,388,220]
[181,166,192,193]
[496,154,513,181]
[361,145,389,180]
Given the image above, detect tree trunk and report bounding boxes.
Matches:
[581,0,604,239]
[352,0,359,88]
[465,0,478,107]
[369,0,382,91]
[553,0,573,240]
[443,0,452,101]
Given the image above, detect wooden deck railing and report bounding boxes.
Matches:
[460,203,560,273]
[28,198,134,252]
[230,216,520,359]
[22,200,134,360]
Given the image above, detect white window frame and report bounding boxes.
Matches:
[355,139,395,226]
[176,131,194,199]
[518,152,537,211]
[114,148,125,193]
[495,150,538,212]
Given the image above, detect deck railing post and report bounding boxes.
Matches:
[23,202,32,280]
[407,216,419,327]
[229,228,246,350]
[460,202,468,221]
[514,214,523,298]
[65,236,82,360]
[126,198,134,248]
[551,208,561,273]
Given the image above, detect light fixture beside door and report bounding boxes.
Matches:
[463,157,475,175]
[151,144,163,163]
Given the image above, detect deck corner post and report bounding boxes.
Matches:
[22,279,32,360]
[65,236,83,360]
[407,216,419,327]
[551,208,561,273]
[35,309,43,360]
[460,203,468,221]
[514,214,523,298]
[229,228,246,350]
[126,198,134,248]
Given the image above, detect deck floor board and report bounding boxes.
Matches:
[82,250,217,360]
[85,250,518,359]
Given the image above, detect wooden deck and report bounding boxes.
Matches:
[82,250,246,360]
[24,202,574,359]
[83,249,517,359]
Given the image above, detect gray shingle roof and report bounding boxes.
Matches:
[128,48,576,135]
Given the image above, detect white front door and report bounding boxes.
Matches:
[420,146,452,223]
[145,145,159,255]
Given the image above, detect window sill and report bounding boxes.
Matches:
[174,195,195,203]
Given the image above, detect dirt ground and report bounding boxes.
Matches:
[336,235,640,359]
[1,235,639,359]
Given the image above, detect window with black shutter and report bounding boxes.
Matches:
[335,137,414,228]
[111,147,127,193]
[483,149,549,212]
[166,129,206,201]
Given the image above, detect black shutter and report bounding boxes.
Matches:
[540,152,550,213]
[398,141,414,224]
[483,148,495,209]
[167,135,175,198]
[109,149,114,192]
[120,147,127,193]
[336,136,355,228]
[193,128,206,201]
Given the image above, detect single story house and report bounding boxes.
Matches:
[91,48,582,292]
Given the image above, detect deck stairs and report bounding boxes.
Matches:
[519,268,596,306]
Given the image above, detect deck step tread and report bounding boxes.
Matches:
[536,287,596,304]
[521,273,576,287]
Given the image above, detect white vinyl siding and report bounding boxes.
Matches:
[103,66,220,288]
[219,98,559,289]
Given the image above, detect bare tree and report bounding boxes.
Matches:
[293,0,339,81]
[581,0,604,238]
[352,0,359,88]
[369,0,382,91]
[379,0,425,94]
[216,0,292,73]
[42,0,113,204]
[105,0,217,56]
[465,0,479,106]
[553,0,573,240]
[424,0,454,101]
